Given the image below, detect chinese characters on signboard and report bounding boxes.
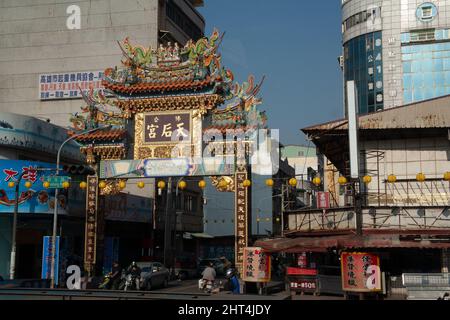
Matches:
[84,176,98,271]
[242,247,271,283]
[144,112,191,144]
[235,170,249,270]
[39,71,105,100]
[316,192,330,209]
[341,252,382,292]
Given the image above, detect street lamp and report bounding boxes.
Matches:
[50,125,111,289]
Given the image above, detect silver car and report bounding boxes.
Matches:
[137,262,170,291]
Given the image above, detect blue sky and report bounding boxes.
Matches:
[198,1,343,145]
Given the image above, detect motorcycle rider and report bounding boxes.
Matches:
[126,261,142,290]
[225,268,240,294]
[201,262,216,292]
[110,261,122,290]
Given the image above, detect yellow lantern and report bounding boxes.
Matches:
[444,172,450,181]
[416,173,426,182]
[178,181,187,190]
[99,181,107,189]
[218,179,228,188]
[62,181,70,189]
[79,181,87,190]
[312,177,321,186]
[8,181,15,188]
[338,176,348,185]
[243,180,252,188]
[363,175,372,184]
[157,181,166,190]
[118,180,126,189]
[137,181,145,189]
[198,180,206,189]
[265,179,274,187]
[289,178,297,187]
[24,181,32,189]
[43,181,50,189]
[387,174,397,183]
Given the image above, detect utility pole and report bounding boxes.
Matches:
[9,172,25,280]
[163,177,172,268]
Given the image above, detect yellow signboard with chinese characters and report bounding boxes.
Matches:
[242,247,271,283]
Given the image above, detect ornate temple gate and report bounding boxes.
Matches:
[69,30,268,274]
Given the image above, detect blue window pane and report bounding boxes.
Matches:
[423,86,435,100]
[424,72,434,85]
[404,74,412,89]
[403,53,412,61]
[412,61,421,72]
[413,88,424,101]
[436,30,444,40]
[435,72,445,86]
[423,59,433,71]
[434,59,444,71]
[444,58,450,71]
[404,89,413,103]
[436,86,446,96]
[445,71,450,84]
[413,73,424,87]
[403,61,412,73]
[423,51,432,59]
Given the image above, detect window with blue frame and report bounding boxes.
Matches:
[344,32,384,114]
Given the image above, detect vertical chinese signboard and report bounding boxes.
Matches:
[41,236,60,285]
[242,247,271,283]
[317,191,330,209]
[84,176,98,273]
[235,170,249,273]
[341,252,382,292]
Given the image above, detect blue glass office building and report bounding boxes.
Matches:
[341,0,450,114]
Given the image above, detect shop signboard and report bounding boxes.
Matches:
[0,161,69,214]
[39,70,106,100]
[317,191,330,209]
[242,247,271,283]
[44,175,71,189]
[341,252,382,292]
[41,236,60,285]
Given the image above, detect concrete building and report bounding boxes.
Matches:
[341,0,450,114]
[281,145,318,177]
[0,0,205,127]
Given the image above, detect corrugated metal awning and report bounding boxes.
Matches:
[302,94,450,134]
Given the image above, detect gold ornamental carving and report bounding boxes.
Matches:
[211,176,235,192]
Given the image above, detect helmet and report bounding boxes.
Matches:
[225,268,236,279]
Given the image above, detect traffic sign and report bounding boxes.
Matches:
[44,176,71,189]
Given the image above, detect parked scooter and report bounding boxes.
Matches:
[199,279,215,293]
[98,272,113,290]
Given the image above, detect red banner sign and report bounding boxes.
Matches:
[341,252,382,292]
[242,247,271,283]
[317,191,330,209]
